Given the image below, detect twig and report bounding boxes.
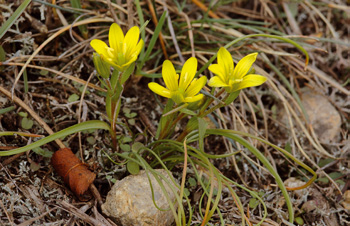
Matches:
[191,0,219,19]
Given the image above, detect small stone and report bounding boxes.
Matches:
[300,88,341,142]
[279,88,341,143]
[341,190,350,210]
[301,200,317,213]
[284,177,309,198]
[102,169,179,226]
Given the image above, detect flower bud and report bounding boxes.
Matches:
[92,53,110,79]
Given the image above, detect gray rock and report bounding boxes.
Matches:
[301,88,341,142]
[279,88,341,143]
[102,169,179,226]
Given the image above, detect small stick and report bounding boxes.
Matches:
[191,0,220,19]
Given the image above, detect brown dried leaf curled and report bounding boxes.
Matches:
[51,148,96,198]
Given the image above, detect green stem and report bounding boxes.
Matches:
[199,91,229,117]
[159,112,186,140]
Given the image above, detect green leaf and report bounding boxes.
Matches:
[285,142,292,153]
[120,144,130,152]
[0,46,5,70]
[69,0,88,38]
[185,117,199,132]
[123,107,131,114]
[120,62,135,84]
[68,94,80,102]
[198,117,208,151]
[224,90,240,105]
[0,0,31,40]
[86,136,96,144]
[0,46,5,62]
[137,10,167,73]
[328,172,343,180]
[122,136,132,143]
[0,106,15,115]
[128,118,135,125]
[127,160,140,175]
[183,188,190,197]
[18,112,28,118]
[157,99,175,139]
[132,142,144,153]
[32,147,53,158]
[294,216,304,226]
[129,112,137,118]
[249,198,259,209]
[317,177,329,184]
[318,158,334,167]
[39,70,49,76]
[335,179,345,186]
[110,69,120,92]
[0,120,111,156]
[271,104,277,120]
[21,118,33,129]
[180,108,197,116]
[79,86,90,94]
[188,177,197,187]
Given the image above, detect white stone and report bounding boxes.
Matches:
[102,169,179,226]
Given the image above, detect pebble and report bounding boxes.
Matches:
[102,169,179,226]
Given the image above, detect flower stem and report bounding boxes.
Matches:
[198,88,226,117]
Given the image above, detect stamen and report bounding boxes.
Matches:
[106,47,115,58]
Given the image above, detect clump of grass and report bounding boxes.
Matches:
[1,1,348,225]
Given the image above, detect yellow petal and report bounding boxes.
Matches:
[208,64,226,83]
[217,47,233,78]
[208,76,229,87]
[132,39,144,58]
[124,26,140,55]
[162,60,178,91]
[233,52,258,79]
[148,82,172,98]
[179,57,197,90]
[184,94,203,103]
[109,23,124,52]
[185,76,207,97]
[232,74,267,91]
[90,39,108,57]
[120,55,137,70]
[107,60,123,71]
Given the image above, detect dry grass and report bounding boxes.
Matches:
[0,0,349,225]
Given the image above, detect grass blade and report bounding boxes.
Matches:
[0,120,111,156]
[136,11,167,74]
[0,0,31,40]
[206,129,294,223]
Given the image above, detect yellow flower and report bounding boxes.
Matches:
[208,47,267,93]
[148,57,207,104]
[90,23,144,71]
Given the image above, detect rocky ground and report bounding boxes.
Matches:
[0,0,349,225]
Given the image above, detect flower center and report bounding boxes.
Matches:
[106,47,115,59]
[229,78,243,85]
